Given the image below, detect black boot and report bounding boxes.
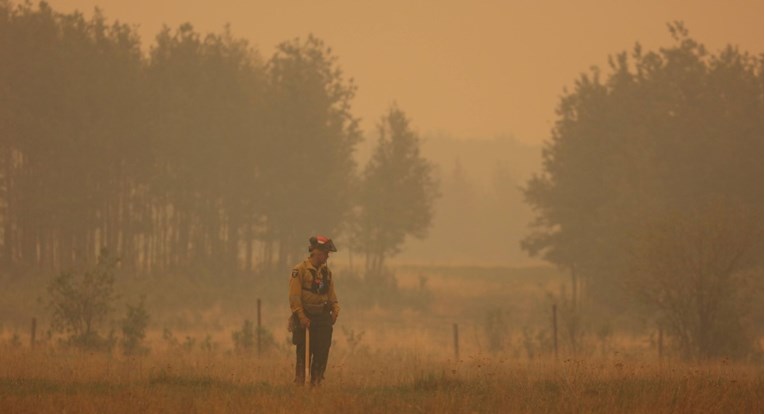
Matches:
[295,355,305,384]
[310,370,325,386]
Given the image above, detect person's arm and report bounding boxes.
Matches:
[328,271,340,324]
[289,269,311,327]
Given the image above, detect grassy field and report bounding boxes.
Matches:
[0,348,761,413]
[1,264,762,412]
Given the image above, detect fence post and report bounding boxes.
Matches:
[658,326,663,361]
[257,298,262,356]
[30,318,36,349]
[453,323,459,359]
[552,304,558,360]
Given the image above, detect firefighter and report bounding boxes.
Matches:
[288,235,339,385]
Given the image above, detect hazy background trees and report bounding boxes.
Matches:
[258,35,361,271]
[0,2,427,279]
[630,202,761,359]
[352,105,438,281]
[0,2,147,272]
[396,135,539,265]
[143,23,262,275]
[523,23,762,358]
[0,3,761,360]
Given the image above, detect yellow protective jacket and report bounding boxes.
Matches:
[289,258,340,320]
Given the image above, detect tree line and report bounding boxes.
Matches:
[524,23,763,359]
[0,2,437,277]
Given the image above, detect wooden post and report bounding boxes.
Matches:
[552,304,558,359]
[30,318,36,349]
[453,323,459,359]
[348,248,353,274]
[257,298,262,356]
[305,328,311,381]
[658,326,663,361]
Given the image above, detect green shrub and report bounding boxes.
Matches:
[121,297,150,356]
[232,319,255,354]
[47,249,119,351]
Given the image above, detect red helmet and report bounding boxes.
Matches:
[309,235,337,252]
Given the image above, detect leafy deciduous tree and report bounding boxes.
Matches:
[353,105,438,279]
[47,249,119,350]
[258,35,361,270]
[523,24,763,318]
[630,202,762,359]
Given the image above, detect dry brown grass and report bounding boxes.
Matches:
[2,264,761,412]
[0,346,761,414]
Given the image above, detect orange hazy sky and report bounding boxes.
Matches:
[46,0,763,145]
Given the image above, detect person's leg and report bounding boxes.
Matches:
[295,340,306,384]
[310,314,333,385]
[292,315,308,384]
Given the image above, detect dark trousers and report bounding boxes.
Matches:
[294,312,333,384]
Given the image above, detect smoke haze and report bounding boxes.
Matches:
[46,0,763,145]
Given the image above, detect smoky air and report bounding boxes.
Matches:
[0,1,762,412]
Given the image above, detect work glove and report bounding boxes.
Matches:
[299,314,311,329]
